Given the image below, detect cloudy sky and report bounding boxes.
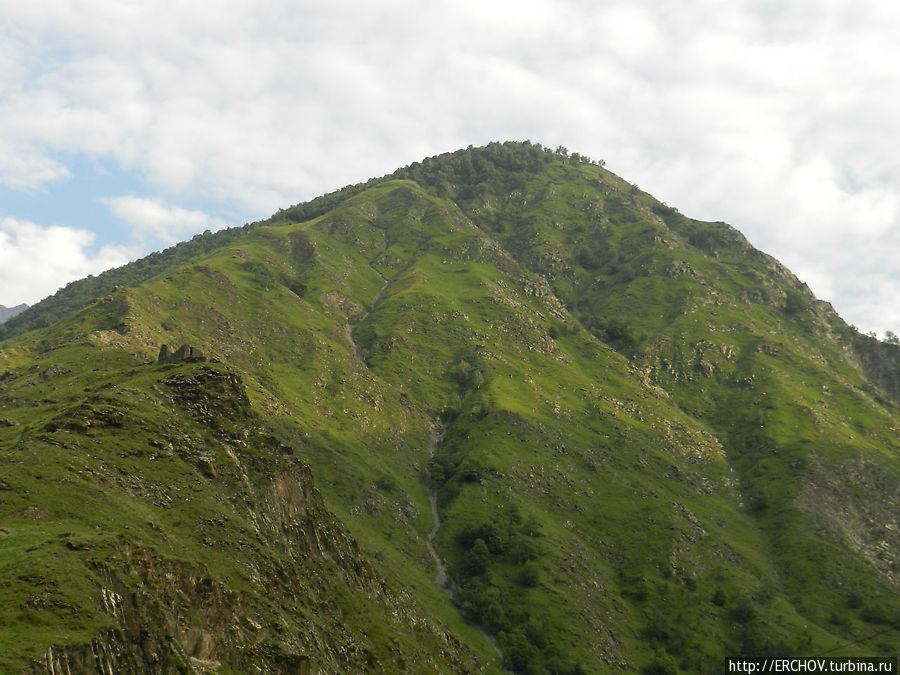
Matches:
[1,1,898,336]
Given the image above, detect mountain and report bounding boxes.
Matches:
[1,142,898,674]
[0,303,28,324]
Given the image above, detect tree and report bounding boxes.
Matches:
[463,538,490,577]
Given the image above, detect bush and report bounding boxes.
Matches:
[457,457,485,482]
[508,534,541,563]
[642,651,679,675]
[712,588,727,606]
[517,562,539,587]
[732,596,757,624]
[462,539,490,577]
[374,473,395,493]
[501,630,539,673]
[783,289,807,316]
[242,261,278,290]
[428,456,448,485]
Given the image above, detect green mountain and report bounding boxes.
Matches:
[0,303,28,325]
[1,142,898,674]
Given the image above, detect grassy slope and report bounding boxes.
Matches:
[0,206,500,672]
[1,143,898,673]
[392,144,900,665]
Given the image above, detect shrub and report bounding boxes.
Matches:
[642,651,679,675]
[517,562,539,587]
[732,597,757,624]
[457,457,485,482]
[712,588,727,606]
[242,261,278,290]
[374,474,396,493]
[501,630,539,673]
[462,539,490,577]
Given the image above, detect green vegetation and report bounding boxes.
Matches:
[1,142,898,673]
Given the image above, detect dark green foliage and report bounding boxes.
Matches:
[712,588,727,606]
[374,473,396,493]
[454,457,484,482]
[450,504,561,671]
[575,247,602,270]
[457,504,540,561]
[241,260,279,289]
[642,651,680,675]
[860,602,900,628]
[731,596,758,624]
[783,288,811,318]
[428,455,451,486]
[463,538,491,577]
[271,182,377,224]
[500,630,539,673]
[584,315,639,352]
[393,141,555,206]
[2,142,899,674]
[516,562,539,587]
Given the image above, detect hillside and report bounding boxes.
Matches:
[0,303,28,324]
[1,142,898,674]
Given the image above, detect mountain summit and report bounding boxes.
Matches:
[1,142,898,673]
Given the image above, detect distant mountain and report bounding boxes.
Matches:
[1,142,897,674]
[0,303,27,324]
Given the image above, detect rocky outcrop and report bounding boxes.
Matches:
[158,344,206,364]
[23,362,486,674]
[25,541,314,675]
[852,336,900,405]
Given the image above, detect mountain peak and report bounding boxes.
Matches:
[1,143,898,673]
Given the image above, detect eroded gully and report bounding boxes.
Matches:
[346,264,506,668]
[347,264,389,364]
[424,423,507,669]
[424,424,449,590]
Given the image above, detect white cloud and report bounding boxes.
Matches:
[0,139,71,190]
[0,0,899,333]
[101,196,228,245]
[0,218,132,306]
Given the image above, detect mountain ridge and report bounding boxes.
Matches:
[0,303,28,324]
[1,142,897,673]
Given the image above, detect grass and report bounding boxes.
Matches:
[1,142,898,672]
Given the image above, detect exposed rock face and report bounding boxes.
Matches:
[796,455,900,585]
[24,541,317,674]
[159,366,251,425]
[158,344,206,364]
[20,363,485,674]
[852,337,900,405]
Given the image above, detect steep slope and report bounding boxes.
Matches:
[1,142,898,674]
[391,144,900,661]
[0,345,493,673]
